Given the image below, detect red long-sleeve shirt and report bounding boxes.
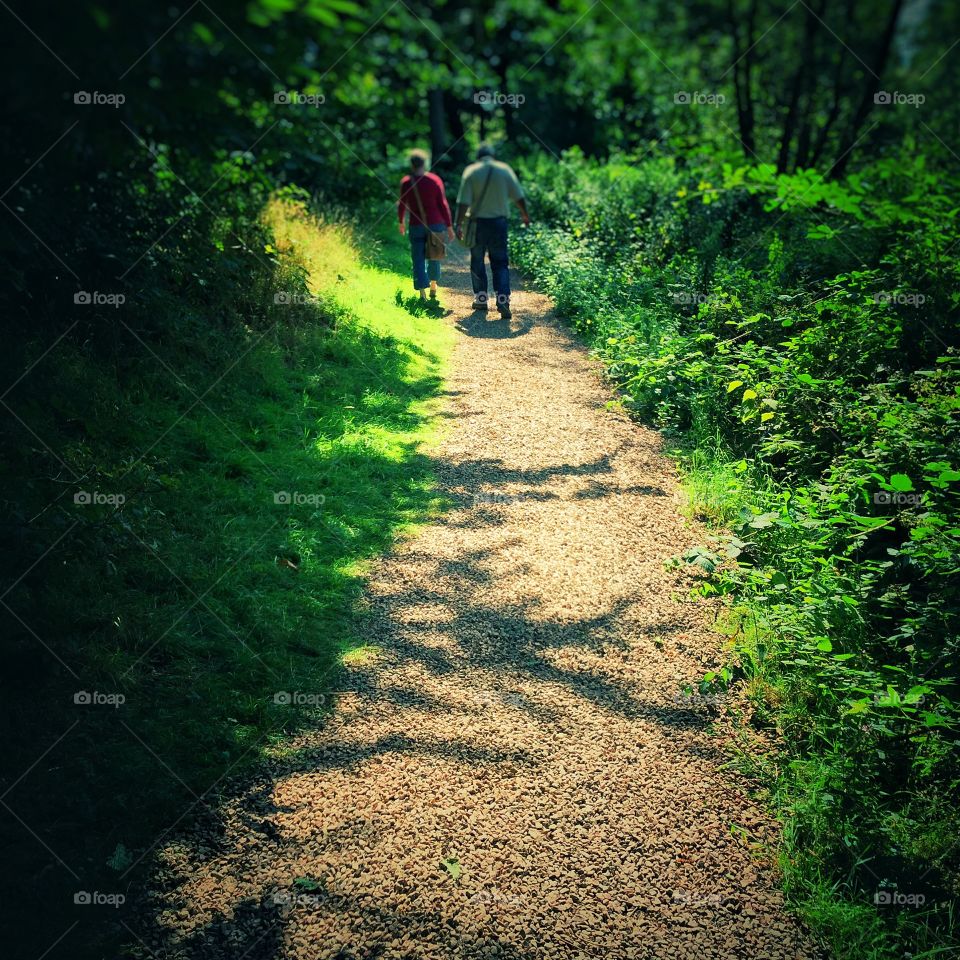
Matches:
[397,172,453,228]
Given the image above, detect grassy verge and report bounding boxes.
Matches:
[0,194,454,957]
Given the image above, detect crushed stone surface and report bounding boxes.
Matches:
[134,256,821,960]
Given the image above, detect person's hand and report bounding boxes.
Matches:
[446,226,455,241]
[521,212,531,227]
[398,222,406,236]
[456,225,464,241]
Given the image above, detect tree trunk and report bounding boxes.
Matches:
[828,0,905,178]
[777,0,825,172]
[728,0,758,159]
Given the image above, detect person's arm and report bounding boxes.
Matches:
[455,203,469,239]
[514,196,530,226]
[455,171,472,240]
[506,167,530,225]
[397,177,408,235]
[437,176,455,240]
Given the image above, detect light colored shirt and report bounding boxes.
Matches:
[456,157,524,218]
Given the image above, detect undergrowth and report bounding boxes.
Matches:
[513,147,960,959]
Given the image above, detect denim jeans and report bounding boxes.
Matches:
[409,223,446,290]
[469,216,510,303]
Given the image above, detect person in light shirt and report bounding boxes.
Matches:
[455,143,531,319]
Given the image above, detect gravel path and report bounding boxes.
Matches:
[138,254,820,960]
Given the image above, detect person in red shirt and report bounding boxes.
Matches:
[397,149,455,300]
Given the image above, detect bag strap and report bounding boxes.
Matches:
[470,165,495,218]
[409,174,429,226]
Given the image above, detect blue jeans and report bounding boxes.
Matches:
[470,217,510,303]
[409,223,446,290]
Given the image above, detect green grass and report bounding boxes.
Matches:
[0,197,454,956]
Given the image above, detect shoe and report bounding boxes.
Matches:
[498,302,512,320]
[419,290,427,301]
[472,296,488,311]
[429,289,437,300]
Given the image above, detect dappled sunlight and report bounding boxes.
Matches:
[135,253,814,960]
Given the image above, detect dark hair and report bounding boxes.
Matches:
[477,142,496,158]
[409,149,428,170]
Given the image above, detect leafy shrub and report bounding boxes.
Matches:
[514,148,960,957]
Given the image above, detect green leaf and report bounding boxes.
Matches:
[727,380,744,393]
[106,842,133,872]
[889,474,914,492]
[742,388,758,401]
[441,857,462,880]
[294,876,323,891]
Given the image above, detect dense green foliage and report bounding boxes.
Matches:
[3,0,959,956]
[512,148,960,956]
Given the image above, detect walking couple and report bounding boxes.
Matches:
[397,143,530,319]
